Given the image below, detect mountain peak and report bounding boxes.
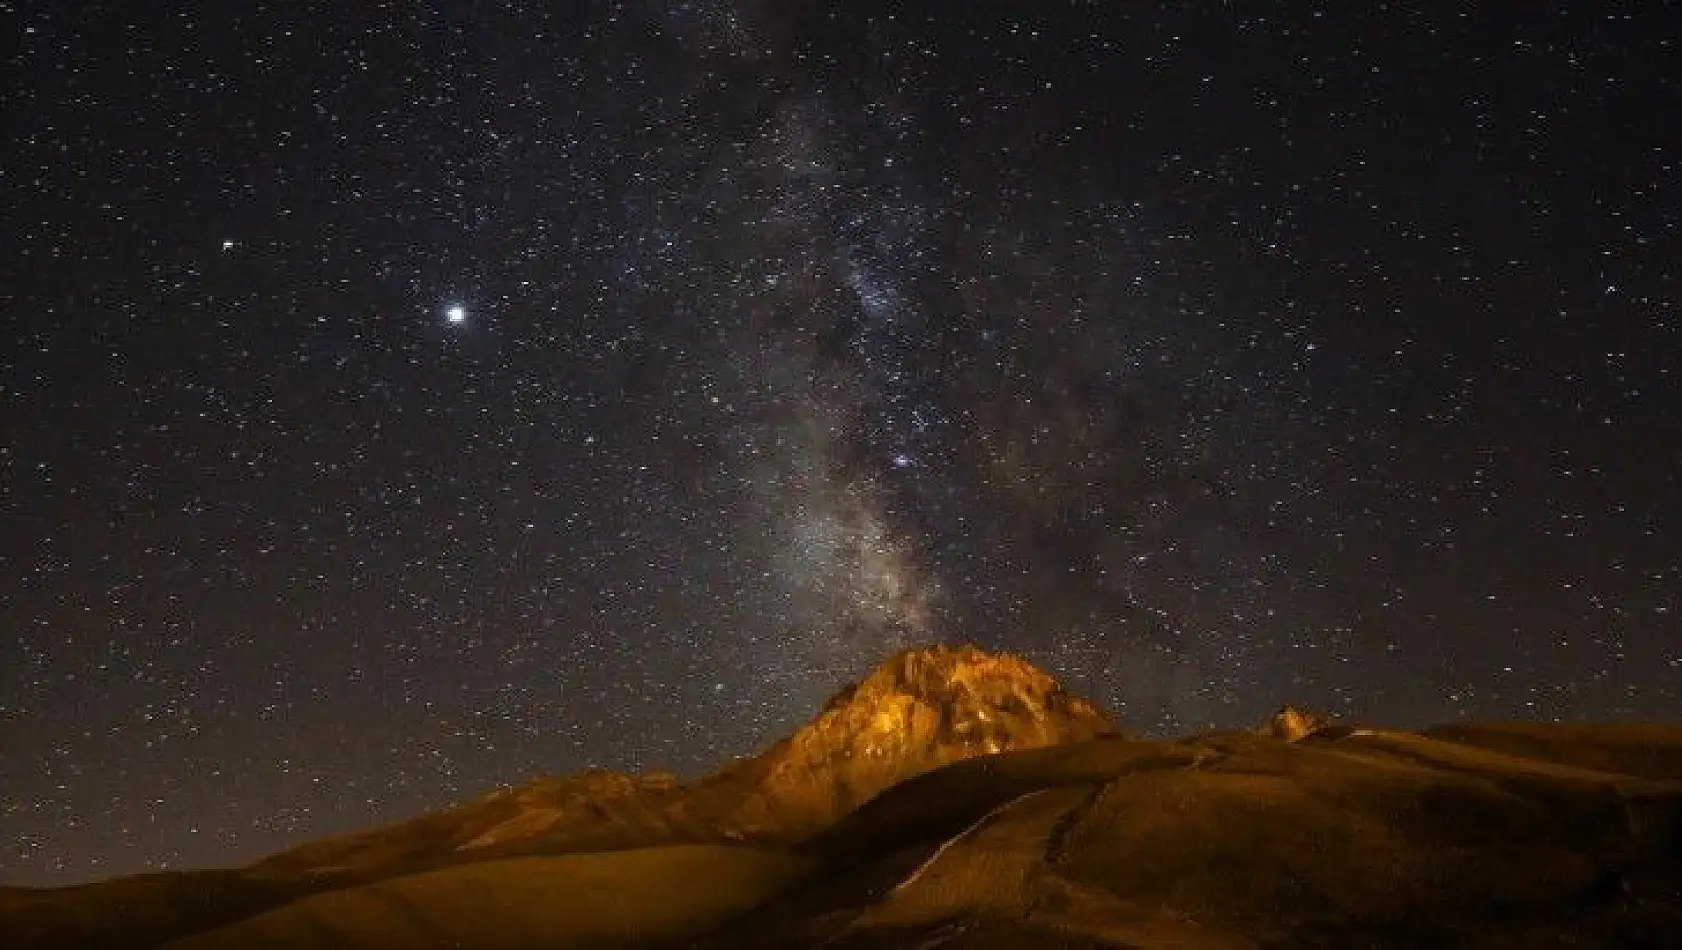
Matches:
[742,644,1117,832]
[836,643,1039,695]
[820,643,1113,746]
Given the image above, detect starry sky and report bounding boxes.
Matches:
[3,3,1679,887]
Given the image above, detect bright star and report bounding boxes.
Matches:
[445,305,467,325]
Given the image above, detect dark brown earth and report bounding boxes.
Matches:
[4,646,1679,949]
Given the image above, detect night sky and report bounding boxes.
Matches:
[3,3,1678,887]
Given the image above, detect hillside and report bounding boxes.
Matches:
[710,725,1682,947]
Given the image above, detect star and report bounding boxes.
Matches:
[445,305,467,325]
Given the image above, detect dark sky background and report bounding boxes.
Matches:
[2,2,1678,887]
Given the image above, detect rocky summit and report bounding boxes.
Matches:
[735,644,1120,835]
[5,647,1682,950]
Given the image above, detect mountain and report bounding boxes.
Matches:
[1,644,1117,949]
[726,643,1120,837]
[242,644,1118,882]
[6,646,1681,949]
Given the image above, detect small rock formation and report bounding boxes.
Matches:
[1258,704,1333,741]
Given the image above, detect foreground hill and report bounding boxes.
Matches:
[708,723,1682,947]
[165,846,813,950]
[5,647,1680,948]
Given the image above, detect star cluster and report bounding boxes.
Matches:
[2,4,1678,886]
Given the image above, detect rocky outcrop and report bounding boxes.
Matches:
[730,645,1119,834]
[1257,704,1332,741]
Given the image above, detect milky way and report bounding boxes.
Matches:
[2,3,1678,885]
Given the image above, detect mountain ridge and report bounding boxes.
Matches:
[246,643,1116,879]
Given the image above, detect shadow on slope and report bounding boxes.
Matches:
[0,870,331,950]
[164,845,814,950]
